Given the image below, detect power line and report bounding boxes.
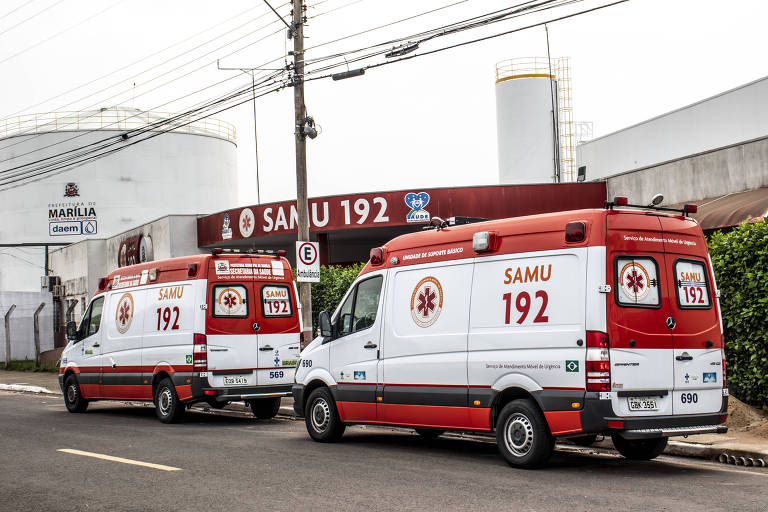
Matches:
[2,1,278,118]
[0,0,122,66]
[0,0,66,38]
[0,8,290,155]
[0,0,38,23]
[0,71,288,187]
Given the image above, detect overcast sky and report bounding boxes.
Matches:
[1,0,767,208]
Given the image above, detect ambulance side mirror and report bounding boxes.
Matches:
[66,321,79,342]
[319,311,332,338]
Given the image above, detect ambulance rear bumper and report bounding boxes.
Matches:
[580,392,729,438]
[191,374,291,401]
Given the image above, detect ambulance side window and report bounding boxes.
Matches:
[615,256,661,308]
[335,276,383,338]
[87,297,104,336]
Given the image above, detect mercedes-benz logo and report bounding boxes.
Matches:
[666,316,676,330]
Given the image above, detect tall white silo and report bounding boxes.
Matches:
[495,57,573,184]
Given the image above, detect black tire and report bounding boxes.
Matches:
[154,378,184,424]
[207,400,229,410]
[611,435,667,460]
[569,434,598,447]
[63,375,88,413]
[250,397,281,419]
[305,387,345,442]
[496,399,555,468]
[414,428,445,440]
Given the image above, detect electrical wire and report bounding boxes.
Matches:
[3,1,280,118]
[0,0,38,24]
[0,70,287,186]
[0,6,290,155]
[0,0,66,38]
[0,1,122,66]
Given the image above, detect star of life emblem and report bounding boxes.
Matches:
[619,261,651,302]
[410,276,443,328]
[115,293,134,334]
[217,287,244,315]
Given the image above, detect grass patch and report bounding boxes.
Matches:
[3,360,59,372]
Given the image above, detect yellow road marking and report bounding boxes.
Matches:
[57,449,182,472]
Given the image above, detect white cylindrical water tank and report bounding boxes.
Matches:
[0,108,238,291]
[495,58,559,184]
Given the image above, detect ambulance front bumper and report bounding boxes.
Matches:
[580,392,729,438]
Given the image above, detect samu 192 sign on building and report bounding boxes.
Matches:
[48,182,98,236]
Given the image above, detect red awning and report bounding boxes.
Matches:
[671,188,768,230]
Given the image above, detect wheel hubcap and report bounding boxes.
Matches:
[504,413,534,457]
[66,384,77,403]
[158,388,172,415]
[310,398,330,433]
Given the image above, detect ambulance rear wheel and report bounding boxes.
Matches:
[414,428,444,440]
[611,435,668,460]
[154,378,185,424]
[250,397,281,419]
[496,399,554,469]
[63,375,88,413]
[305,387,345,442]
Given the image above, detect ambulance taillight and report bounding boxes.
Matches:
[585,331,610,392]
[193,333,207,371]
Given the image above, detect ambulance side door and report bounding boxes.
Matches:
[75,295,106,398]
[329,271,386,422]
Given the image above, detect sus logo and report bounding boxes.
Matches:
[405,192,431,223]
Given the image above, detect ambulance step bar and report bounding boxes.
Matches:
[219,391,292,400]
[621,424,728,439]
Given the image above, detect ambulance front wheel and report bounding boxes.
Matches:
[154,378,185,423]
[250,397,281,419]
[305,387,345,442]
[496,399,555,469]
[63,375,88,413]
[611,434,668,460]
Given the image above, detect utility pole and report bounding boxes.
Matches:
[292,0,313,343]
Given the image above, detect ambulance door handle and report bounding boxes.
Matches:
[259,345,274,351]
[92,343,100,348]
[676,355,693,361]
[363,342,377,349]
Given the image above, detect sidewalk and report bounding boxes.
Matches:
[2,369,766,465]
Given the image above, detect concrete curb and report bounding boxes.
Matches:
[0,383,57,394]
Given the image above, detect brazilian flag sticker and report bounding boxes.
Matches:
[565,360,579,372]
[186,355,193,364]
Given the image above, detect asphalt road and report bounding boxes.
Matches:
[1,391,767,512]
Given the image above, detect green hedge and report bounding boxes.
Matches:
[309,263,365,334]
[709,219,768,404]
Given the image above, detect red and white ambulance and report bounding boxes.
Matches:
[59,250,301,423]
[292,198,728,467]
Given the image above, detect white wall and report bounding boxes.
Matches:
[0,291,54,362]
[577,75,768,180]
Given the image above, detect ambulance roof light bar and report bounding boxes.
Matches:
[210,247,286,257]
[605,195,699,217]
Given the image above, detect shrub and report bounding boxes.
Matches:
[708,219,768,404]
[309,263,365,334]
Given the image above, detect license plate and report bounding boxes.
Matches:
[627,397,659,411]
[223,375,248,385]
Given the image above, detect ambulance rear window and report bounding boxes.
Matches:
[261,285,293,317]
[674,259,711,309]
[615,256,661,308]
[212,285,249,318]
